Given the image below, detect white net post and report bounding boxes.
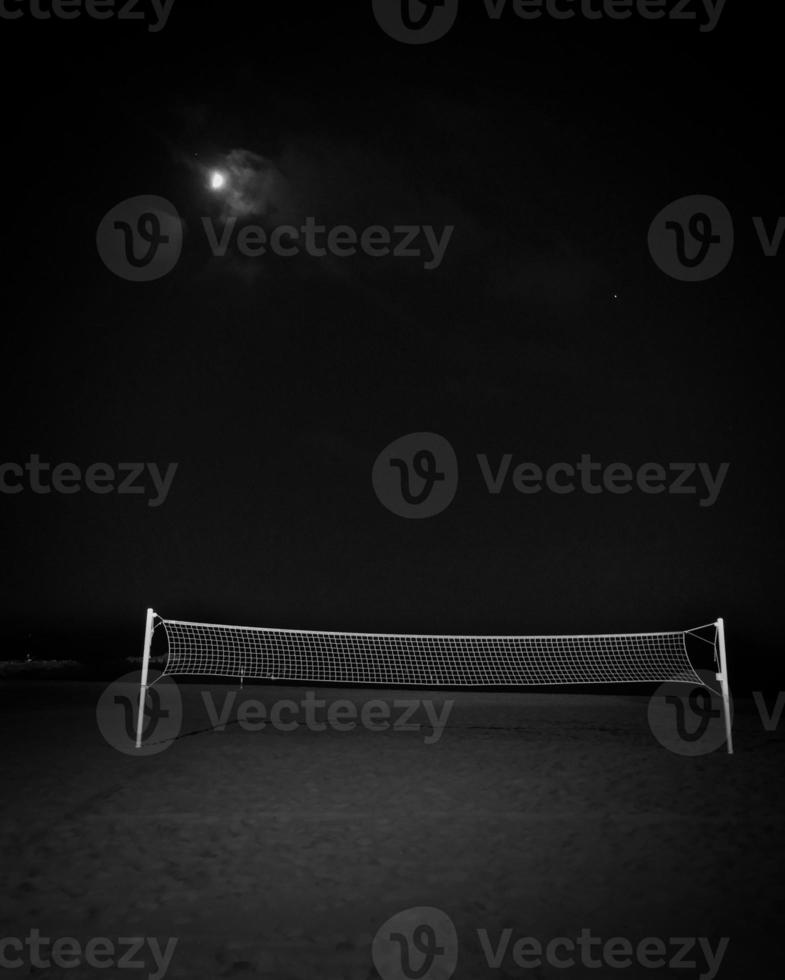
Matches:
[715,617,734,755]
[135,608,155,750]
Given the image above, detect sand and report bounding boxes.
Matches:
[1,682,782,978]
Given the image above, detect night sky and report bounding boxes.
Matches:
[1,1,782,687]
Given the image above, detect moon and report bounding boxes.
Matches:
[209,170,227,191]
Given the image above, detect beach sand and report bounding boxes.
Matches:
[1,682,782,978]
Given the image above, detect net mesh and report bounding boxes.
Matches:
[158,619,705,688]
